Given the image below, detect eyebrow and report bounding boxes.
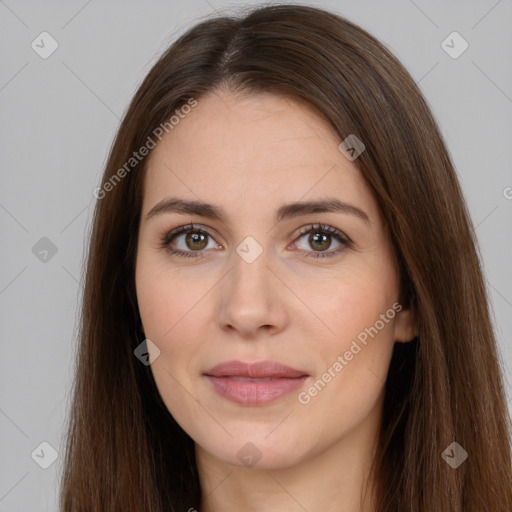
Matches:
[145,197,370,226]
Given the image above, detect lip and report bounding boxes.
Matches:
[204,360,309,406]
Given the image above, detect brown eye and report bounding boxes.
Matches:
[293,224,351,259]
[161,224,219,258]
[185,232,208,250]
[308,232,332,251]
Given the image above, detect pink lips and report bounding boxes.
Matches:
[204,360,309,406]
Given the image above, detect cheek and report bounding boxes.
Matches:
[298,264,398,408]
[137,279,205,373]
[304,260,398,343]
[136,266,209,431]
[135,262,210,421]
[315,287,397,385]
[135,250,211,346]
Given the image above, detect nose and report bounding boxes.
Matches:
[217,247,289,339]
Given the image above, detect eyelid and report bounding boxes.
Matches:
[160,222,352,259]
[288,223,352,259]
[159,223,222,257]
[292,223,352,245]
[161,223,218,246]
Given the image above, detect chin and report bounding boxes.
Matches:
[198,430,310,470]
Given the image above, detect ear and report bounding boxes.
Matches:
[393,307,418,343]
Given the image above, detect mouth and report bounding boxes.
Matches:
[203,360,310,406]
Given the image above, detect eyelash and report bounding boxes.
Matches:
[159,222,352,259]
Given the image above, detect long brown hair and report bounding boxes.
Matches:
[59,4,512,510]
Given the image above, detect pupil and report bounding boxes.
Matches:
[310,233,330,251]
[187,232,207,250]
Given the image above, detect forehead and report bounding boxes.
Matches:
[141,89,377,222]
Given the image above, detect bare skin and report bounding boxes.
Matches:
[135,88,416,512]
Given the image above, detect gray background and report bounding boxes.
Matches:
[1,0,511,510]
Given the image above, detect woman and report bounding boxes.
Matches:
[59,4,512,511]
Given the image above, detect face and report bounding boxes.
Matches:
[135,89,415,470]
